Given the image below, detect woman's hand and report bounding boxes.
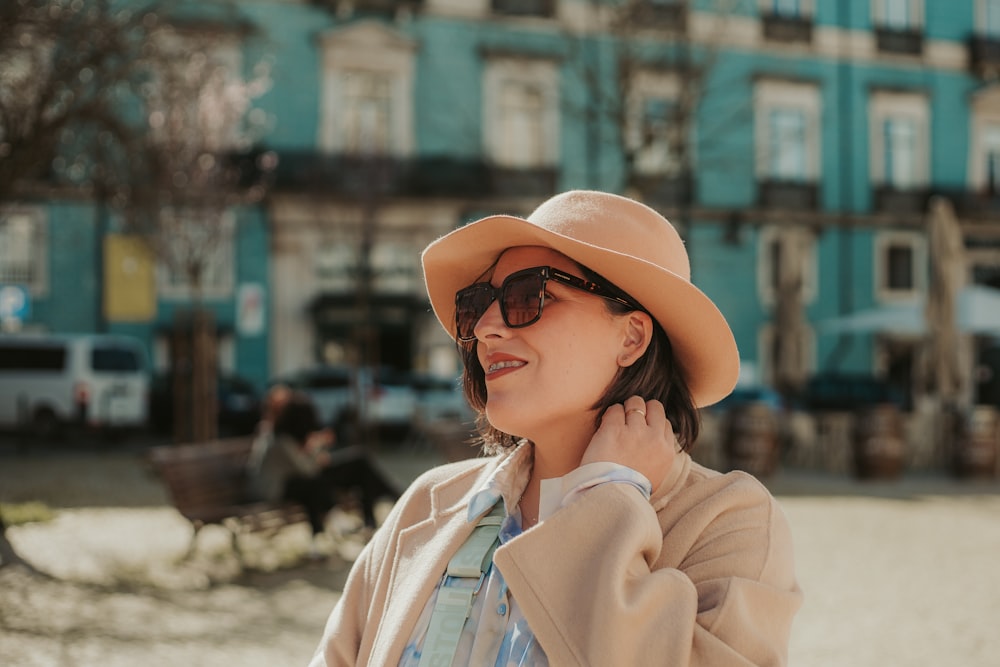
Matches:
[581,396,677,491]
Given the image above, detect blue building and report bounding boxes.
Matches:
[3,0,1000,411]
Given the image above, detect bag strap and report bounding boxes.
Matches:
[417,502,505,667]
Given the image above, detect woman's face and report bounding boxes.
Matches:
[472,246,630,442]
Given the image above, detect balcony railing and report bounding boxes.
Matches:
[969,35,1000,78]
[758,180,819,210]
[872,185,930,215]
[491,0,555,18]
[875,27,924,55]
[266,151,559,199]
[310,0,424,15]
[761,12,813,44]
[621,1,686,30]
[630,174,693,209]
[941,189,1000,219]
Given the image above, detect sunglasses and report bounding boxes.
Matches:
[454,265,642,342]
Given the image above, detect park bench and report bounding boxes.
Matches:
[147,438,308,560]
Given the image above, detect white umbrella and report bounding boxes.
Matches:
[923,195,967,403]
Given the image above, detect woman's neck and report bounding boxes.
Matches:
[518,418,596,526]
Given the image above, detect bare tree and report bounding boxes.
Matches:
[1,1,276,443]
[122,18,276,443]
[0,0,159,201]
[0,0,165,569]
[569,0,751,218]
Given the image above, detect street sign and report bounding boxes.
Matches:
[0,285,30,325]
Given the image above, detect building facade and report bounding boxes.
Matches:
[3,0,1000,410]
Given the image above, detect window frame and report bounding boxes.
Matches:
[869,90,929,189]
[753,79,821,182]
[317,23,417,157]
[482,56,560,168]
[872,0,924,30]
[626,70,690,177]
[969,86,1000,193]
[978,0,1000,37]
[763,0,814,18]
[0,206,48,296]
[873,229,926,303]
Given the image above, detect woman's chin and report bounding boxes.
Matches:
[484,405,530,441]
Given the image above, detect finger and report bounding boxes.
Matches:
[644,399,667,427]
[624,396,648,422]
[602,402,626,425]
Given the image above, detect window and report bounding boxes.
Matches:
[626,71,685,176]
[342,71,394,154]
[91,345,142,373]
[772,0,804,16]
[874,231,926,301]
[886,244,914,289]
[883,117,917,188]
[982,0,1000,37]
[483,57,559,168]
[0,208,47,294]
[759,0,814,42]
[768,109,807,181]
[985,125,1000,194]
[0,344,65,371]
[869,91,928,189]
[157,210,235,299]
[372,242,419,294]
[754,80,820,182]
[874,0,923,29]
[318,23,417,156]
[969,87,1000,193]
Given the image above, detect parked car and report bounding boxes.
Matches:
[409,373,474,424]
[272,364,418,434]
[0,333,149,439]
[148,372,262,437]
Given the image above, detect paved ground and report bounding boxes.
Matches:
[2,435,1000,666]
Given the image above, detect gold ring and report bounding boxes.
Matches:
[626,408,646,419]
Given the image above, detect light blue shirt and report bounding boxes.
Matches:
[398,442,652,667]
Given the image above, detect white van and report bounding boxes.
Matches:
[0,334,150,438]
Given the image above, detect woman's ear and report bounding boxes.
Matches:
[618,311,654,367]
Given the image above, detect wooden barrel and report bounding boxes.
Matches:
[954,406,999,479]
[724,402,780,478]
[852,404,904,479]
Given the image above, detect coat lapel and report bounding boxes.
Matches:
[367,458,500,666]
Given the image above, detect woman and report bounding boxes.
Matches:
[310,190,801,666]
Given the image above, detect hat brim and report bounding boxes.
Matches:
[422,215,740,408]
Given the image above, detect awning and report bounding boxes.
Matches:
[818,284,1000,336]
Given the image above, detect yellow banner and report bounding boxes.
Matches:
[104,235,155,322]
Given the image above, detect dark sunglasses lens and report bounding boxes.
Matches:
[456,284,495,339]
[503,273,544,327]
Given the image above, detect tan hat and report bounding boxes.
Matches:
[421,190,739,408]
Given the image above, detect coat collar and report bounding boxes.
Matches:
[367,455,504,665]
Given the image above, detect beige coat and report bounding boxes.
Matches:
[310,450,802,666]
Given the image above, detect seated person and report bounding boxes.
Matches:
[246,391,400,541]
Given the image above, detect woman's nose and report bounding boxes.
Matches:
[473,299,507,340]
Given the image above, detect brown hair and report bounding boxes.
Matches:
[458,262,700,455]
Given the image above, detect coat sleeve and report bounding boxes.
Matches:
[308,535,378,667]
[492,475,802,666]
